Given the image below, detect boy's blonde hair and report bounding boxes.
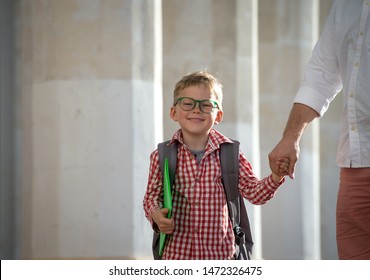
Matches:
[173,71,223,109]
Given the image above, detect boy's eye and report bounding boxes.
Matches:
[201,102,213,108]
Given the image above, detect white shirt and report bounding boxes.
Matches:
[294,0,370,168]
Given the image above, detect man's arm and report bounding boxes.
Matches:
[269,103,319,179]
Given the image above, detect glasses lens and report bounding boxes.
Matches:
[200,100,216,113]
[179,97,195,111]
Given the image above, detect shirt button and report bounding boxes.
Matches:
[194,201,200,207]
[351,125,357,131]
[349,92,354,98]
[355,62,359,67]
[194,228,198,233]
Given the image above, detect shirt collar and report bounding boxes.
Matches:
[170,129,234,151]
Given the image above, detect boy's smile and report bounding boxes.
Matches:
[187,116,205,122]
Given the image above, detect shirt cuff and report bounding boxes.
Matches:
[267,174,285,191]
[294,85,331,117]
[148,206,161,231]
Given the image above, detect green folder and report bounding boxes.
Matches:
[159,158,172,257]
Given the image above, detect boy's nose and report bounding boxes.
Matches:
[192,102,202,112]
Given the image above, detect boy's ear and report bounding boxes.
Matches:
[170,106,178,122]
[214,110,223,125]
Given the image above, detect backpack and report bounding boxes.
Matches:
[152,140,254,260]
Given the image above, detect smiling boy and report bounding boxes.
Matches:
[143,71,287,260]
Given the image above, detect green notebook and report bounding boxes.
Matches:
[159,158,172,257]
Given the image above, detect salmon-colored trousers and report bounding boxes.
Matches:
[336,168,370,259]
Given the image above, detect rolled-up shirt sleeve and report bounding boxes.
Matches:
[294,0,342,117]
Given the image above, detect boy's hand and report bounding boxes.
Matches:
[277,158,289,175]
[152,208,174,234]
[271,158,289,184]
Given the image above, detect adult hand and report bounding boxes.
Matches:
[269,103,318,179]
[268,138,300,179]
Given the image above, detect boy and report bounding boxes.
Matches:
[143,71,287,260]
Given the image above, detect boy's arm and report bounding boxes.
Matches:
[143,150,163,225]
[238,152,286,205]
[143,149,174,234]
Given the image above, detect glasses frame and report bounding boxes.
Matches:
[173,97,219,114]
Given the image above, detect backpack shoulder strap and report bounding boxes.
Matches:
[220,140,241,228]
[220,140,253,260]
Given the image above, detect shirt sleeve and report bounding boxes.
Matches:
[238,152,284,205]
[294,0,342,117]
[143,149,163,227]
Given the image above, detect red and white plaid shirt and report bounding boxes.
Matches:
[143,129,284,260]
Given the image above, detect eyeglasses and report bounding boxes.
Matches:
[174,97,219,114]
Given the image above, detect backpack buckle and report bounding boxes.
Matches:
[233,226,244,237]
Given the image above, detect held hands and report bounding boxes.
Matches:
[269,138,300,179]
[152,208,174,234]
[271,158,289,184]
[269,103,317,180]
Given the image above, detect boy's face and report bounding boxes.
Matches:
[170,84,223,137]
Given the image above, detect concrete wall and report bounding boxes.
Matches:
[0,0,16,260]
[0,0,339,260]
[13,0,161,259]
